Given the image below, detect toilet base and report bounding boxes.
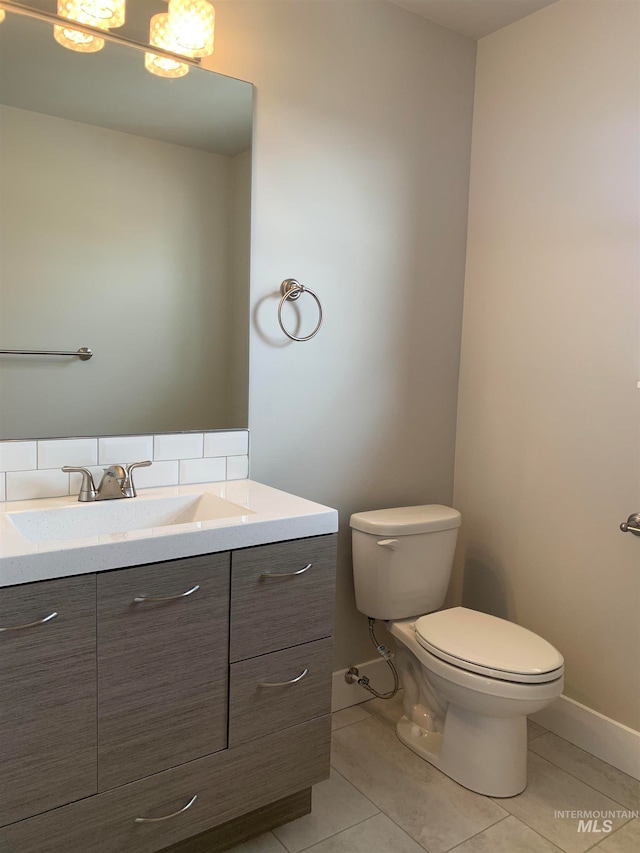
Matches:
[396,707,528,797]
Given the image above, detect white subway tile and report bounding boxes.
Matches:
[0,441,37,472]
[134,461,179,490]
[226,455,249,480]
[153,433,203,462]
[204,431,248,458]
[99,436,153,466]
[38,438,98,471]
[6,469,70,502]
[0,473,5,501]
[179,457,226,485]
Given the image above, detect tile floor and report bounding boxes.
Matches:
[228,693,639,853]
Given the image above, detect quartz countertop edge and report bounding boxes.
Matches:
[0,480,339,588]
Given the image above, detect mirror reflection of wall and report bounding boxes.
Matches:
[0,4,253,440]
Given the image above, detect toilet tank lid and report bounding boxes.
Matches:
[350,505,461,535]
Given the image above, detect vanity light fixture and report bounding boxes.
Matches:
[1,0,205,79]
[145,12,189,78]
[167,0,215,58]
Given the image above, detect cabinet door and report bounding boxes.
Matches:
[229,637,333,747]
[230,535,336,661]
[0,574,97,827]
[97,554,230,791]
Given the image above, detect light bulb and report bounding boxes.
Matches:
[145,13,189,79]
[54,1,108,52]
[79,1,126,29]
[167,0,214,58]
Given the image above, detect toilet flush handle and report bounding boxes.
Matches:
[377,539,399,550]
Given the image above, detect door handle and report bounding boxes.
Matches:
[619,513,640,536]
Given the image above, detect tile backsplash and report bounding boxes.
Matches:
[0,430,249,502]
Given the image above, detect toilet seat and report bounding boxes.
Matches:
[414,607,564,684]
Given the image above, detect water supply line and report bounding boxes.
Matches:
[344,618,399,700]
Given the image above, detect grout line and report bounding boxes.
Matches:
[286,813,382,853]
[526,741,638,812]
[582,818,636,852]
[494,753,635,851]
[328,765,381,816]
[443,816,511,853]
[527,730,548,743]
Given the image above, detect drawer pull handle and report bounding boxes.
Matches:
[134,794,198,823]
[0,611,58,632]
[258,668,309,688]
[133,585,200,604]
[260,563,312,580]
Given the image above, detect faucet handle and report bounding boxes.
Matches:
[62,466,97,502]
[123,460,152,498]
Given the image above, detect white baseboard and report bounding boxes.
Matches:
[331,657,398,712]
[332,661,640,780]
[532,695,640,780]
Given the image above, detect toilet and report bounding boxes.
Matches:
[350,505,564,797]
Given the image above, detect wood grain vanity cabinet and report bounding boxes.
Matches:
[0,534,336,853]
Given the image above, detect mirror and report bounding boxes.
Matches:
[0,1,253,440]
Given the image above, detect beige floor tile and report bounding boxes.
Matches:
[361,689,405,729]
[273,768,379,853]
[447,815,563,852]
[302,812,429,853]
[494,753,631,853]
[591,819,640,852]
[225,831,288,853]
[529,734,640,811]
[331,704,372,731]
[331,716,507,853]
[528,720,548,741]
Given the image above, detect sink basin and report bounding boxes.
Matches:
[6,492,254,543]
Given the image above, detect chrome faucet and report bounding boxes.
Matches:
[62,461,152,502]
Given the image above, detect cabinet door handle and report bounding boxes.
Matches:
[0,611,58,632]
[260,563,312,579]
[258,668,309,688]
[134,794,198,823]
[133,584,200,604]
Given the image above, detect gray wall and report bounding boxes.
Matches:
[454,0,639,728]
[206,0,477,668]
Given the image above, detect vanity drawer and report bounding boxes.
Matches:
[97,553,230,790]
[230,535,336,661]
[229,637,333,746]
[0,574,97,827]
[0,716,332,853]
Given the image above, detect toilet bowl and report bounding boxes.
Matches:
[350,505,564,797]
[389,610,563,796]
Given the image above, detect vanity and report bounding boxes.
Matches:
[0,481,338,853]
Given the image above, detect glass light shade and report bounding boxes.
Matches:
[145,13,189,79]
[168,0,215,58]
[54,1,108,52]
[0,11,5,24]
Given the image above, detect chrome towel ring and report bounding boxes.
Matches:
[278,279,323,342]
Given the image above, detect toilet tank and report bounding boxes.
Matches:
[350,505,461,620]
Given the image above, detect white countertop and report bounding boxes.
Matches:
[0,480,338,587]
